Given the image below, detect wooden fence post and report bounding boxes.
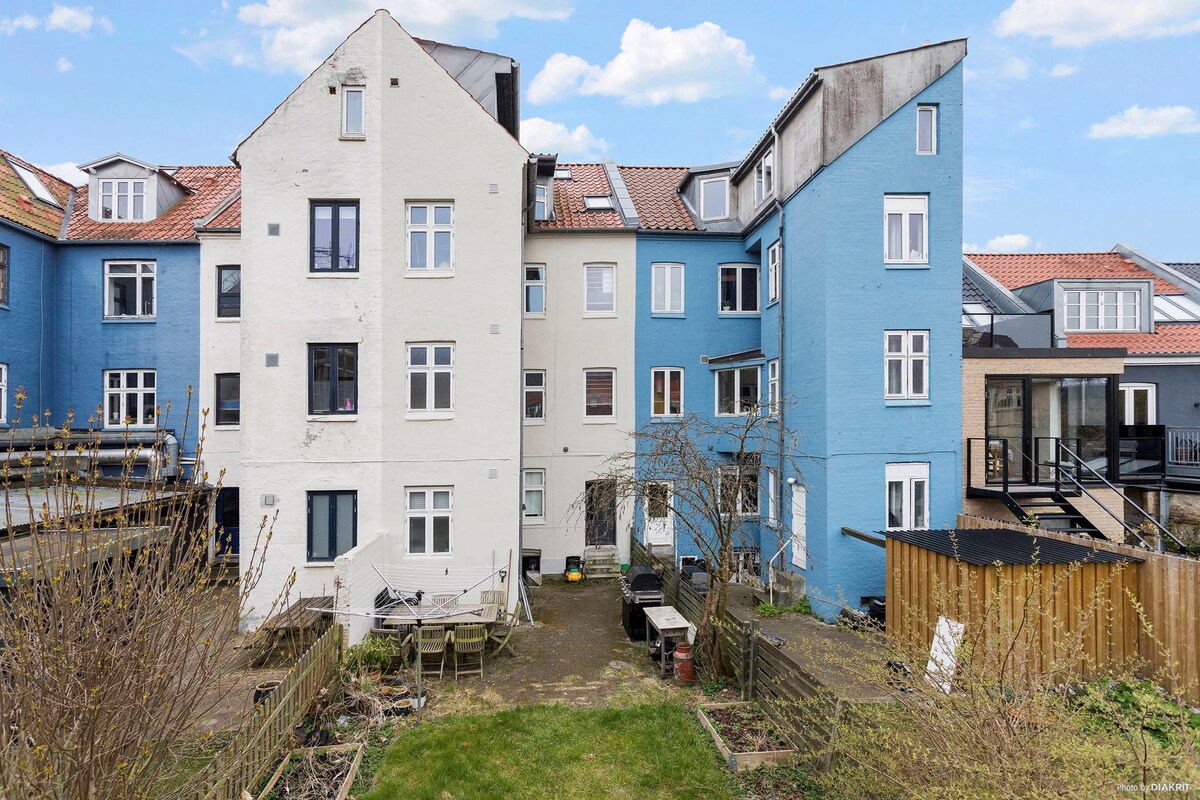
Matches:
[747,620,760,700]
[739,621,751,700]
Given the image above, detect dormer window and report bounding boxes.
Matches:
[1064,289,1140,332]
[699,176,729,221]
[583,195,613,210]
[534,184,549,221]
[342,86,365,138]
[753,148,774,205]
[100,180,146,221]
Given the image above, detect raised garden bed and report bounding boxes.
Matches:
[258,742,365,800]
[697,702,797,772]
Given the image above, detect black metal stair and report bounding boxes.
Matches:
[997,491,1105,539]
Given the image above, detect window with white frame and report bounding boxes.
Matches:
[524,370,545,420]
[767,359,780,414]
[652,262,684,314]
[766,468,779,526]
[104,369,156,429]
[753,148,774,205]
[105,261,155,318]
[523,469,545,520]
[342,86,365,137]
[407,343,454,413]
[0,362,6,424]
[886,462,929,530]
[407,203,454,271]
[584,263,616,314]
[719,264,759,313]
[554,167,572,181]
[720,458,759,516]
[1064,289,1140,332]
[651,367,683,416]
[584,369,615,418]
[406,487,452,555]
[583,195,613,210]
[716,366,759,416]
[916,105,937,154]
[699,176,729,220]
[885,331,928,399]
[99,180,146,221]
[884,196,928,263]
[525,264,546,315]
[767,241,781,303]
[534,184,549,221]
[1120,383,1157,425]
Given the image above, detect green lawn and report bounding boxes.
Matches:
[361,702,739,800]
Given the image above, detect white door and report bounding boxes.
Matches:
[790,484,807,569]
[1120,383,1157,425]
[644,482,674,547]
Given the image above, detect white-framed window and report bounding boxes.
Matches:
[584,263,616,314]
[651,367,683,417]
[886,462,929,530]
[652,262,684,314]
[753,148,774,205]
[105,261,155,319]
[884,195,928,264]
[584,369,615,419]
[524,370,545,420]
[720,461,759,516]
[719,263,759,313]
[583,195,613,210]
[554,167,572,181]
[916,105,937,155]
[525,264,546,316]
[765,468,779,526]
[104,369,156,429]
[767,241,781,304]
[716,366,759,416]
[407,343,454,413]
[1120,383,1157,426]
[885,331,928,400]
[699,176,729,220]
[407,203,454,271]
[1064,289,1140,332]
[406,487,452,555]
[523,469,545,521]
[767,359,780,414]
[342,86,365,137]
[99,180,146,221]
[0,362,7,424]
[534,184,549,221]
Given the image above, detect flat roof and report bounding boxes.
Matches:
[881,527,1143,565]
[1,486,192,531]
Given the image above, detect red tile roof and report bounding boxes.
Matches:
[967,252,1184,295]
[618,166,696,232]
[66,166,241,242]
[0,149,72,238]
[1067,324,1200,356]
[206,195,241,229]
[535,163,624,230]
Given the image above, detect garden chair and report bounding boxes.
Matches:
[452,624,487,679]
[416,625,447,679]
[488,600,519,658]
[431,593,459,610]
[480,589,505,607]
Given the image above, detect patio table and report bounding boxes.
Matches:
[643,605,690,678]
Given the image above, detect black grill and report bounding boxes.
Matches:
[620,566,664,640]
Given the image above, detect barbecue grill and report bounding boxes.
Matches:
[620,566,664,640]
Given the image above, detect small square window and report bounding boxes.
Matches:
[699,177,729,221]
[583,195,613,210]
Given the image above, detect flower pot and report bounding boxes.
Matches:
[253,679,282,705]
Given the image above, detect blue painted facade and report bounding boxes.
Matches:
[0,221,58,423]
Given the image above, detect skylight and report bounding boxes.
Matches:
[583,195,613,210]
[554,168,572,180]
[9,160,60,207]
[1153,294,1200,323]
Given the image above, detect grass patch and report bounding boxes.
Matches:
[361,702,737,800]
[755,599,814,619]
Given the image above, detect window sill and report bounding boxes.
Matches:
[405,411,454,421]
[307,414,358,422]
[103,316,156,323]
[523,418,546,426]
[718,312,761,318]
[885,398,931,407]
[766,299,780,308]
[405,552,454,558]
[524,313,546,320]
[649,415,684,422]
[582,417,616,425]
[523,518,546,527]
[583,312,618,319]
[104,425,157,432]
[214,424,241,431]
[651,312,685,319]
[307,272,359,279]
[0,304,9,312]
[883,262,930,270]
[304,562,337,569]
[215,316,241,323]
[339,134,366,142]
[405,270,455,278]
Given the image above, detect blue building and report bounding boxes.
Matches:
[622,41,967,619]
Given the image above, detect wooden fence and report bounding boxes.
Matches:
[194,623,342,799]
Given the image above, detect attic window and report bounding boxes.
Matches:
[9,161,60,208]
[583,195,613,210]
[100,180,146,221]
[342,86,365,138]
[554,168,572,180]
[699,176,729,221]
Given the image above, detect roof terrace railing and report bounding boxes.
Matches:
[962,311,1055,349]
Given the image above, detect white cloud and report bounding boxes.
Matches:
[45,5,111,35]
[995,0,1200,47]
[987,233,1033,251]
[1000,56,1032,79]
[1088,104,1200,138]
[55,56,73,72]
[520,117,607,158]
[38,162,86,186]
[1018,117,1037,129]
[0,14,38,35]
[965,55,1031,83]
[528,18,758,106]
[767,86,793,102]
[1049,63,1079,77]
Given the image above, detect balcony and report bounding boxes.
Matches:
[1117,425,1200,483]
[962,312,1055,349]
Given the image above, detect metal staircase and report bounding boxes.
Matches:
[995,489,1103,539]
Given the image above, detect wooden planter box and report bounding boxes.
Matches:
[257,742,365,800]
[697,702,797,773]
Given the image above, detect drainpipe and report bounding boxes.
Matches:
[771,122,788,595]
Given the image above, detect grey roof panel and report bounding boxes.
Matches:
[881,527,1143,565]
[1166,263,1200,284]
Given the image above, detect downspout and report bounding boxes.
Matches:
[771,123,789,596]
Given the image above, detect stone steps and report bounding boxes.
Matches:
[583,548,621,580]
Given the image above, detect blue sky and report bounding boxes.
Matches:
[1,1,1198,260]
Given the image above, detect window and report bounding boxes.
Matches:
[407,343,454,414]
[885,331,928,399]
[651,367,683,416]
[699,177,729,220]
[753,148,774,205]
[524,370,545,420]
[1120,383,1157,425]
[716,366,759,416]
[308,344,357,415]
[0,243,7,306]
[554,168,572,180]
[342,86,364,137]
[0,363,6,424]
[884,196,928,263]
[651,262,684,314]
[99,180,145,221]
[583,195,613,210]
[215,373,240,426]
[534,184,549,221]
[765,468,779,526]
[104,370,156,429]
[720,459,759,516]
[523,470,545,520]
[719,264,759,313]
[10,161,60,207]
[584,369,615,418]
[311,202,359,271]
[790,484,807,568]
[525,264,546,316]
[105,261,155,318]
[217,265,240,318]
[917,105,937,154]
[767,359,780,414]
[585,263,616,314]
[407,203,453,271]
[767,241,781,304]
[886,463,929,530]
[307,490,356,561]
[406,487,452,555]
[1064,289,1140,332]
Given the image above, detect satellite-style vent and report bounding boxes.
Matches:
[265,353,279,367]
[699,355,710,364]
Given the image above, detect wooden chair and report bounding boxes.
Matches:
[416,625,447,679]
[431,593,459,610]
[480,589,505,607]
[488,599,519,658]
[452,624,487,679]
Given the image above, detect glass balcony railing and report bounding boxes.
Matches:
[962,312,1055,349]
